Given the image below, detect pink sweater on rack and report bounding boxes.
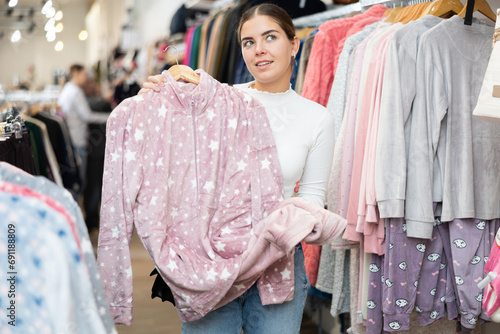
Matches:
[301,5,387,107]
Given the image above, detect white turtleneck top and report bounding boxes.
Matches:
[234,82,336,207]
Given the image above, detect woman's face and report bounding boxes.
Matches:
[240,15,299,93]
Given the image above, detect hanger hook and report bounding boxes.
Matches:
[163,45,180,66]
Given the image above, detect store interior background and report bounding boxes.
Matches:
[2,0,500,333]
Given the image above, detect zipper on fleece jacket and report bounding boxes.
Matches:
[191,98,200,204]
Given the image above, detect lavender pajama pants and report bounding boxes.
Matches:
[367,253,384,334]
[448,218,500,330]
[382,218,429,332]
[413,217,448,326]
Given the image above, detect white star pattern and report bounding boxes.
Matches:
[150,196,157,205]
[125,150,136,162]
[208,140,219,151]
[261,158,270,169]
[235,284,246,291]
[237,159,247,171]
[206,268,217,281]
[228,118,237,129]
[111,226,120,238]
[170,208,179,218]
[220,268,231,281]
[167,260,178,271]
[133,95,144,102]
[111,281,117,287]
[125,267,132,278]
[158,105,167,117]
[111,152,120,162]
[207,109,215,121]
[203,181,215,192]
[167,176,174,188]
[221,226,231,235]
[134,129,144,141]
[191,179,197,188]
[215,241,226,252]
[280,268,291,280]
[156,158,164,167]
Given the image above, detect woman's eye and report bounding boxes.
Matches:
[243,40,254,47]
[266,34,276,41]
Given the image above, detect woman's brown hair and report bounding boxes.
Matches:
[237,4,296,44]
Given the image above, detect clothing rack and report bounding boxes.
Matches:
[293,3,362,27]
[0,107,27,140]
[292,0,411,27]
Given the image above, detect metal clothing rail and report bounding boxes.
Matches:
[292,2,362,27]
[292,0,411,27]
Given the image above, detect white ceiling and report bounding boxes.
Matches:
[0,0,90,38]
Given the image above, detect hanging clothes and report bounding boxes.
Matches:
[301,5,387,107]
[0,174,116,334]
[406,16,498,238]
[98,70,346,323]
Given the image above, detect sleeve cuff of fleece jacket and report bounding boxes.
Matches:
[378,199,404,219]
[406,220,433,239]
[111,306,133,326]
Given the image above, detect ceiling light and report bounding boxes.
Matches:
[54,10,63,21]
[44,18,55,31]
[78,30,88,41]
[11,30,21,43]
[55,41,63,51]
[8,0,18,7]
[55,22,63,33]
[41,1,55,18]
[46,30,55,42]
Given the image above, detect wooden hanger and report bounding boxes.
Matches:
[401,2,433,24]
[164,46,200,85]
[385,7,404,22]
[168,65,200,85]
[426,0,464,18]
[458,0,497,22]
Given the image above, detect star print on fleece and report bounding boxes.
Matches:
[98,70,347,324]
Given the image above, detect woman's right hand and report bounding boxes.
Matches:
[138,74,168,94]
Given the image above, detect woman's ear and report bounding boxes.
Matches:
[292,36,300,56]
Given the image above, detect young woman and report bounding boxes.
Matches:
[140,4,336,333]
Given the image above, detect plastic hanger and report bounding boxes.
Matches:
[425,0,464,18]
[458,0,497,22]
[164,45,200,85]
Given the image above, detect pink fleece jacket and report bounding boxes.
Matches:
[98,70,346,324]
[301,5,387,107]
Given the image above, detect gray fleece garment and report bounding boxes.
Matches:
[375,15,443,220]
[405,16,498,239]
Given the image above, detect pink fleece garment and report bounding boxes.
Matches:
[98,70,346,324]
[301,5,387,107]
[484,232,500,317]
[355,27,397,255]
